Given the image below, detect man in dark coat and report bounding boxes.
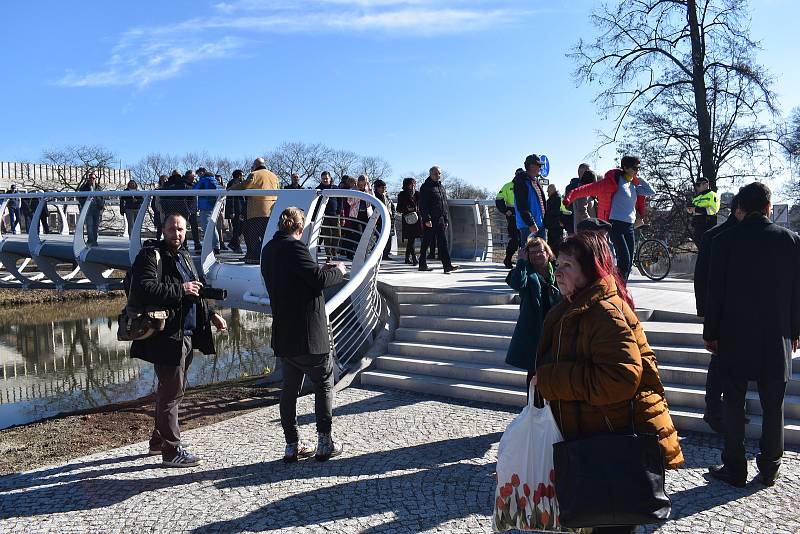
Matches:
[704,182,800,487]
[129,212,227,467]
[512,154,548,244]
[225,169,247,253]
[261,207,346,462]
[694,193,742,433]
[418,165,458,273]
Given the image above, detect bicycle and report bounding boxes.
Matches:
[633,225,672,281]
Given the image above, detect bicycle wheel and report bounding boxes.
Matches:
[637,239,671,281]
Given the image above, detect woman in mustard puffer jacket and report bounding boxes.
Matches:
[535,232,683,533]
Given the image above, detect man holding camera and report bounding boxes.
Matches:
[129,212,227,467]
[261,207,346,462]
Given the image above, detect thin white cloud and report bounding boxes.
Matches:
[56,0,531,88]
[57,36,243,88]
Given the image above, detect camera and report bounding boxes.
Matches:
[198,287,227,300]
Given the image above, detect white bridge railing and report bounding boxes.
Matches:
[0,188,390,372]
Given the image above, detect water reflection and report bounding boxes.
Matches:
[0,299,274,429]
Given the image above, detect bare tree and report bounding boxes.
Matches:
[41,145,118,191]
[267,142,331,186]
[412,169,491,200]
[357,156,392,183]
[328,149,359,182]
[130,152,180,188]
[782,107,800,201]
[571,0,780,192]
[180,151,212,174]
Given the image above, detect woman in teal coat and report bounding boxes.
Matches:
[505,236,560,387]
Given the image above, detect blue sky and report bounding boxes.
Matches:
[1,0,798,195]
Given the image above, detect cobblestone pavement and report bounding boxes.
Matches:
[1,386,798,533]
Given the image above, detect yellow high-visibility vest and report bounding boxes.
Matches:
[496,181,515,207]
[692,190,720,216]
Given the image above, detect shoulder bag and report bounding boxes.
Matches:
[403,211,419,225]
[117,249,171,341]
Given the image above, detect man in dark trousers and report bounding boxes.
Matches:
[495,178,517,268]
[513,154,548,244]
[261,207,347,462]
[418,165,458,273]
[129,212,228,467]
[704,182,800,487]
[694,193,743,434]
[225,169,246,253]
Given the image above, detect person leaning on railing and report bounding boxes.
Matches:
[229,157,279,264]
[261,207,347,462]
[224,170,247,253]
[316,171,340,258]
[120,179,144,237]
[77,173,105,246]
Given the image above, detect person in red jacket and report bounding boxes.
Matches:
[563,155,654,281]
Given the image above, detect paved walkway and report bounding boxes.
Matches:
[2,386,798,533]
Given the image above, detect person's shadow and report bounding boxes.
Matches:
[0,432,500,531]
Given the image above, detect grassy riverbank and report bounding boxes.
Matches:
[0,287,124,307]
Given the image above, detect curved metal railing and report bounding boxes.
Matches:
[0,188,391,373]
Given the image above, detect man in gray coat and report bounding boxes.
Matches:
[704,182,800,487]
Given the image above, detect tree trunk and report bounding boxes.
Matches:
[686,0,717,190]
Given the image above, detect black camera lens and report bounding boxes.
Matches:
[198,287,227,300]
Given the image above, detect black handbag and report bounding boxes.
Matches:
[551,315,671,528]
[552,403,671,527]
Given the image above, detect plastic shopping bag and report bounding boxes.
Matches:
[492,383,568,532]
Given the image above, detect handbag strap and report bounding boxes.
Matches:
[568,313,637,436]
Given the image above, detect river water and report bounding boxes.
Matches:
[0,298,275,429]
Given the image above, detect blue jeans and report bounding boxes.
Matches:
[85,210,100,245]
[8,207,21,233]
[517,225,547,247]
[199,210,219,250]
[609,219,635,281]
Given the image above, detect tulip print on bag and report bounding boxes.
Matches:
[492,383,589,532]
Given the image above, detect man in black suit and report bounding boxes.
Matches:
[418,165,458,273]
[694,193,742,433]
[704,182,800,487]
[261,207,346,462]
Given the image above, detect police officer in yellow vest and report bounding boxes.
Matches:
[495,178,518,268]
[690,177,720,246]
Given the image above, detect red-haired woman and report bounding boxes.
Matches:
[535,232,683,533]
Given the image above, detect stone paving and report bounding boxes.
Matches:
[1,386,799,533]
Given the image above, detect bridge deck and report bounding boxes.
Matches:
[378,259,696,316]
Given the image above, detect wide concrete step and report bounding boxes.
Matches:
[667,407,800,446]
[642,322,704,347]
[374,355,526,387]
[651,345,710,367]
[659,363,800,396]
[399,315,517,335]
[360,370,526,407]
[394,328,511,350]
[664,383,800,420]
[388,341,507,365]
[398,302,519,321]
[359,371,800,444]
[653,348,800,374]
[395,290,513,306]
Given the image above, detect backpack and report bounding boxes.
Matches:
[117,248,171,341]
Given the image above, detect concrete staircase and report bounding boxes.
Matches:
[360,288,800,444]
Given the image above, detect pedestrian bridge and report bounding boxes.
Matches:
[0,189,506,375]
